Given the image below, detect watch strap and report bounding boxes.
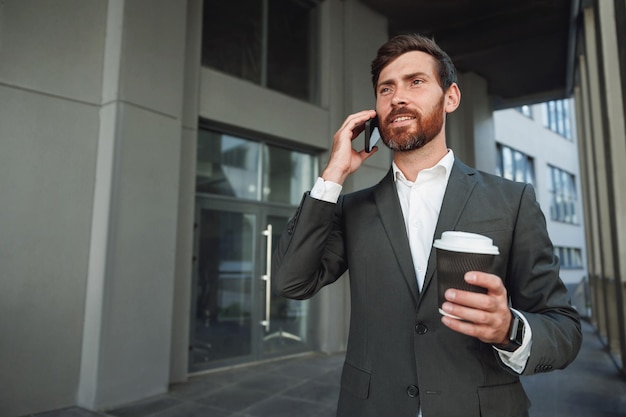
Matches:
[495,310,524,352]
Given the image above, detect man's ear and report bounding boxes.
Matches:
[444,83,461,113]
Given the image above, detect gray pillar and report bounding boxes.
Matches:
[582,5,614,341]
[596,0,626,367]
[0,1,107,415]
[78,0,188,409]
[447,72,497,172]
[169,0,203,384]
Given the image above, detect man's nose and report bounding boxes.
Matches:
[391,88,408,106]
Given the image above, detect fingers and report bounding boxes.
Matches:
[440,272,511,344]
[443,273,505,312]
[441,304,512,345]
[338,110,377,138]
[464,272,506,294]
[322,110,377,184]
[332,110,377,154]
[441,312,510,344]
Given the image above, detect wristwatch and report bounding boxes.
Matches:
[495,310,525,352]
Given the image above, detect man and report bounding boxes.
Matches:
[272,34,581,417]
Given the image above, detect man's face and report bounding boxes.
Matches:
[375,51,447,152]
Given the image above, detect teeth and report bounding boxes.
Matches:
[393,116,414,123]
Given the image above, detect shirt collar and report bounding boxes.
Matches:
[393,149,455,184]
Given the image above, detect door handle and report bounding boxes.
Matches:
[260,224,272,332]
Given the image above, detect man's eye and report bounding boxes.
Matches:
[380,87,391,94]
[412,79,423,85]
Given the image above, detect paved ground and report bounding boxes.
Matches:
[521,320,626,417]
[29,319,626,417]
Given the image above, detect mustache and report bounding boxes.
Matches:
[385,108,420,124]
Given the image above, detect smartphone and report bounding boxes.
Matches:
[364,116,381,153]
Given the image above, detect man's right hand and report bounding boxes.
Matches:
[321,110,379,185]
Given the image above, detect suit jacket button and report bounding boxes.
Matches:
[406,385,419,398]
[415,323,428,335]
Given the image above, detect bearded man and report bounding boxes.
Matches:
[272,34,581,417]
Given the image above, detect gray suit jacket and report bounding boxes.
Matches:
[273,160,581,417]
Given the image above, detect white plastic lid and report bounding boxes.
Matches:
[433,231,500,255]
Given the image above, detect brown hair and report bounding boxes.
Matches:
[371,34,458,93]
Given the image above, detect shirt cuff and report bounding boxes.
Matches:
[310,177,342,203]
[493,308,532,374]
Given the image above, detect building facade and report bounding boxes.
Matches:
[1,1,625,416]
[494,101,587,293]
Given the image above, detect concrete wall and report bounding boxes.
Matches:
[0,1,106,414]
[447,72,497,170]
[1,0,190,415]
[77,0,187,410]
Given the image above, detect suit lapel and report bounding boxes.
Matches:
[420,161,478,300]
[374,169,420,305]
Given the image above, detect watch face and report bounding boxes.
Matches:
[494,311,525,352]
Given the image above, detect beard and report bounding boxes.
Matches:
[379,96,445,152]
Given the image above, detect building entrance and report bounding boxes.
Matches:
[190,127,318,372]
[189,193,310,372]
[190,198,311,371]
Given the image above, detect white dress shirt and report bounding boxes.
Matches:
[309,150,532,382]
[393,151,454,291]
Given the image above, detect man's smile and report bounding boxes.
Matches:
[387,113,418,128]
[392,116,416,124]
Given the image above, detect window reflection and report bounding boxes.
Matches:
[543,99,572,140]
[267,0,319,102]
[197,128,318,203]
[196,130,261,199]
[193,210,255,365]
[554,246,583,269]
[516,105,532,118]
[265,144,317,205]
[548,165,577,224]
[201,0,262,85]
[496,143,536,188]
[201,0,320,103]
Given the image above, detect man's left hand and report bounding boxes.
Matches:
[440,272,512,345]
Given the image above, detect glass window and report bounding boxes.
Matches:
[495,143,536,187]
[502,145,514,180]
[201,0,320,103]
[516,105,532,118]
[563,100,572,139]
[265,144,317,205]
[201,0,263,85]
[197,127,318,204]
[542,99,573,140]
[554,246,583,269]
[267,0,319,101]
[548,165,577,224]
[548,101,557,132]
[525,160,536,186]
[196,130,261,200]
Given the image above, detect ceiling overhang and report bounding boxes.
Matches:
[360,0,580,109]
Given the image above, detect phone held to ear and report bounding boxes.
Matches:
[364,116,381,153]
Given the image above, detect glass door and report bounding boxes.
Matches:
[260,214,311,358]
[190,199,311,371]
[192,126,318,371]
[190,203,256,369]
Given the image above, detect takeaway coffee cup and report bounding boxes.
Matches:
[433,231,499,319]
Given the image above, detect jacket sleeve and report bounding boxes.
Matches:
[505,184,583,375]
[271,193,348,300]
